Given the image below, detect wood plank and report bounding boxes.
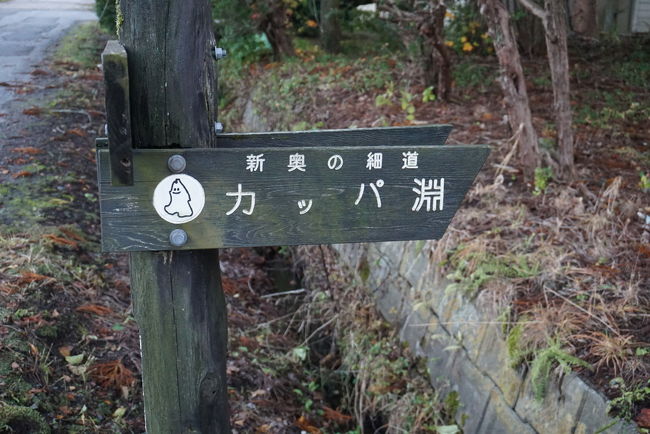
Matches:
[215,124,452,148]
[98,145,489,251]
[101,41,133,186]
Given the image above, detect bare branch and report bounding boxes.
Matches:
[517,0,546,20]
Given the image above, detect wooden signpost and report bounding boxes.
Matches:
[99,2,488,432]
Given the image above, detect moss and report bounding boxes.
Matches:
[357,256,370,283]
[0,405,50,434]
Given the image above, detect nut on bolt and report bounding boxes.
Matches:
[167,154,186,173]
[214,122,224,134]
[169,229,188,247]
[213,47,227,60]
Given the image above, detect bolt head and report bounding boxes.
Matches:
[167,154,186,173]
[169,229,188,247]
[214,122,224,134]
[213,47,227,60]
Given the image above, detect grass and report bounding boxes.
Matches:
[54,22,107,69]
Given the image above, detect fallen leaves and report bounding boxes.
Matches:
[322,406,352,424]
[295,416,321,433]
[11,146,43,155]
[89,360,135,396]
[637,408,650,428]
[22,107,42,116]
[12,170,33,178]
[76,304,113,316]
[18,272,51,285]
[44,233,79,248]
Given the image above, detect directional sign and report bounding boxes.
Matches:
[97,128,489,251]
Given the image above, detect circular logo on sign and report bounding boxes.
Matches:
[153,174,205,224]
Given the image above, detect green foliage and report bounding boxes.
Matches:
[0,405,50,434]
[452,61,495,94]
[444,2,492,55]
[528,340,590,401]
[640,172,650,193]
[422,86,436,103]
[608,378,650,421]
[533,167,553,196]
[506,322,529,367]
[54,22,108,70]
[575,90,650,130]
[95,0,117,34]
[446,247,540,296]
[399,90,416,121]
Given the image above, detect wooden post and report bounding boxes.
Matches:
[116,0,230,432]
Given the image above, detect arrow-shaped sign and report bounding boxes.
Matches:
[97,126,489,251]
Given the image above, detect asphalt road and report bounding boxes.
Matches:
[0,0,96,110]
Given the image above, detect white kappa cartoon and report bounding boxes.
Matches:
[164,178,194,218]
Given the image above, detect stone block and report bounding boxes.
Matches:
[568,375,638,434]
[447,354,494,433]
[444,299,485,362]
[515,372,583,434]
[474,324,523,407]
[399,303,435,358]
[400,243,431,287]
[477,389,536,434]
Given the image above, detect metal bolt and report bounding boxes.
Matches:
[213,47,227,60]
[169,229,188,247]
[104,124,108,136]
[167,154,186,173]
[214,122,224,134]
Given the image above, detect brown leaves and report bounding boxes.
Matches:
[18,272,51,285]
[44,233,79,248]
[89,360,135,395]
[22,107,42,116]
[11,147,43,155]
[76,304,113,316]
[294,416,321,433]
[66,128,87,137]
[637,408,650,428]
[322,407,352,424]
[12,170,33,178]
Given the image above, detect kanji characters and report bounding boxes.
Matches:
[246,153,265,172]
[288,153,306,172]
[366,152,383,170]
[401,151,419,169]
[412,178,444,212]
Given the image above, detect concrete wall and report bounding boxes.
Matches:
[326,241,637,434]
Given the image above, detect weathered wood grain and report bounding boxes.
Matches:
[118,1,230,432]
[101,41,133,186]
[215,124,452,148]
[98,145,489,251]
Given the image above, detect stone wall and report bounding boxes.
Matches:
[328,241,636,434]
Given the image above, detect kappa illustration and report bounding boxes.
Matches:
[164,178,194,218]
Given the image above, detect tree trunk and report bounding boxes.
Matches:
[479,0,540,179]
[119,0,231,432]
[518,0,575,176]
[321,0,342,53]
[419,2,452,101]
[569,0,598,36]
[544,0,575,176]
[261,1,295,59]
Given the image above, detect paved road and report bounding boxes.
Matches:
[0,0,96,110]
